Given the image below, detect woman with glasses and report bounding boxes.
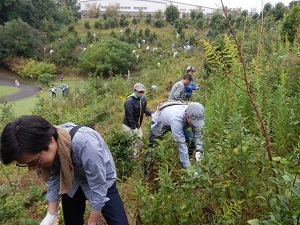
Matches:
[0,115,129,225]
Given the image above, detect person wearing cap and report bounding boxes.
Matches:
[168,73,193,102]
[123,83,152,156]
[184,66,198,100]
[145,102,205,173]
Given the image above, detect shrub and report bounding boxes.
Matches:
[106,129,137,180]
[20,60,56,79]
[84,21,90,29]
[38,73,55,85]
[78,37,135,76]
[154,19,164,28]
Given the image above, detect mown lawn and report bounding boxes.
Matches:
[0,86,20,97]
[1,77,88,116]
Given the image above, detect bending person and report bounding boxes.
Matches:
[0,115,129,225]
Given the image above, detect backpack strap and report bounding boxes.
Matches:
[157,100,187,110]
[69,125,85,140]
[68,125,94,160]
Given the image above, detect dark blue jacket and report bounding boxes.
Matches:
[123,93,152,129]
[184,77,198,97]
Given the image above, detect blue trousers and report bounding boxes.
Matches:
[61,183,129,225]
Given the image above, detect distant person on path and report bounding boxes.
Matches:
[183,66,198,100]
[0,115,129,225]
[144,102,205,174]
[123,83,152,157]
[168,74,192,102]
[60,76,64,82]
[14,80,20,87]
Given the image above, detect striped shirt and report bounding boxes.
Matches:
[45,123,116,210]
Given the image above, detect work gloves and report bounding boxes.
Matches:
[133,128,139,134]
[195,151,202,162]
[40,211,59,225]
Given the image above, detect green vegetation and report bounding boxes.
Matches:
[0,1,300,224]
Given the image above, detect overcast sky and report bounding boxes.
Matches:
[178,0,292,11]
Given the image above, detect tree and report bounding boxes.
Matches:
[105,3,120,18]
[0,19,44,63]
[20,59,56,79]
[165,5,180,23]
[154,19,164,28]
[207,11,228,39]
[78,38,135,76]
[145,14,152,24]
[190,10,197,20]
[271,2,288,21]
[85,2,101,18]
[57,0,81,20]
[154,10,163,19]
[0,0,68,30]
[282,2,300,43]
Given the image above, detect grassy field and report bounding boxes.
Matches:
[0,86,20,97]
[1,76,88,116]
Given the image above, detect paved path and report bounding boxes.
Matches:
[0,76,42,101]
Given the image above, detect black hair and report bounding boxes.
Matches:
[0,115,57,165]
[183,73,192,81]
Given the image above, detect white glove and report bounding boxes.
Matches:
[133,128,139,134]
[186,167,199,178]
[194,171,199,177]
[195,151,202,162]
[40,211,59,225]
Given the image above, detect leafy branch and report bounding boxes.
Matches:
[202,1,274,171]
[220,1,273,166]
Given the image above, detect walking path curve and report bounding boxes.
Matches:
[0,76,42,101]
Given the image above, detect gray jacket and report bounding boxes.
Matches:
[168,80,185,101]
[45,123,116,210]
[151,105,203,167]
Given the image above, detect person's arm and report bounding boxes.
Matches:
[44,165,60,201]
[40,167,60,225]
[48,201,59,214]
[74,128,115,222]
[40,201,60,225]
[191,83,198,90]
[143,98,152,117]
[124,98,137,129]
[86,209,100,224]
[192,127,203,152]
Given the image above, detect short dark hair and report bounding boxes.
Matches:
[0,115,57,165]
[183,73,192,81]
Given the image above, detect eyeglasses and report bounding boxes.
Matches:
[137,91,144,94]
[16,154,41,168]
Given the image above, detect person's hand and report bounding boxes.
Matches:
[195,151,202,162]
[185,166,199,178]
[85,222,97,225]
[133,128,139,135]
[40,211,59,225]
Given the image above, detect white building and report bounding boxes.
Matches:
[80,0,215,19]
